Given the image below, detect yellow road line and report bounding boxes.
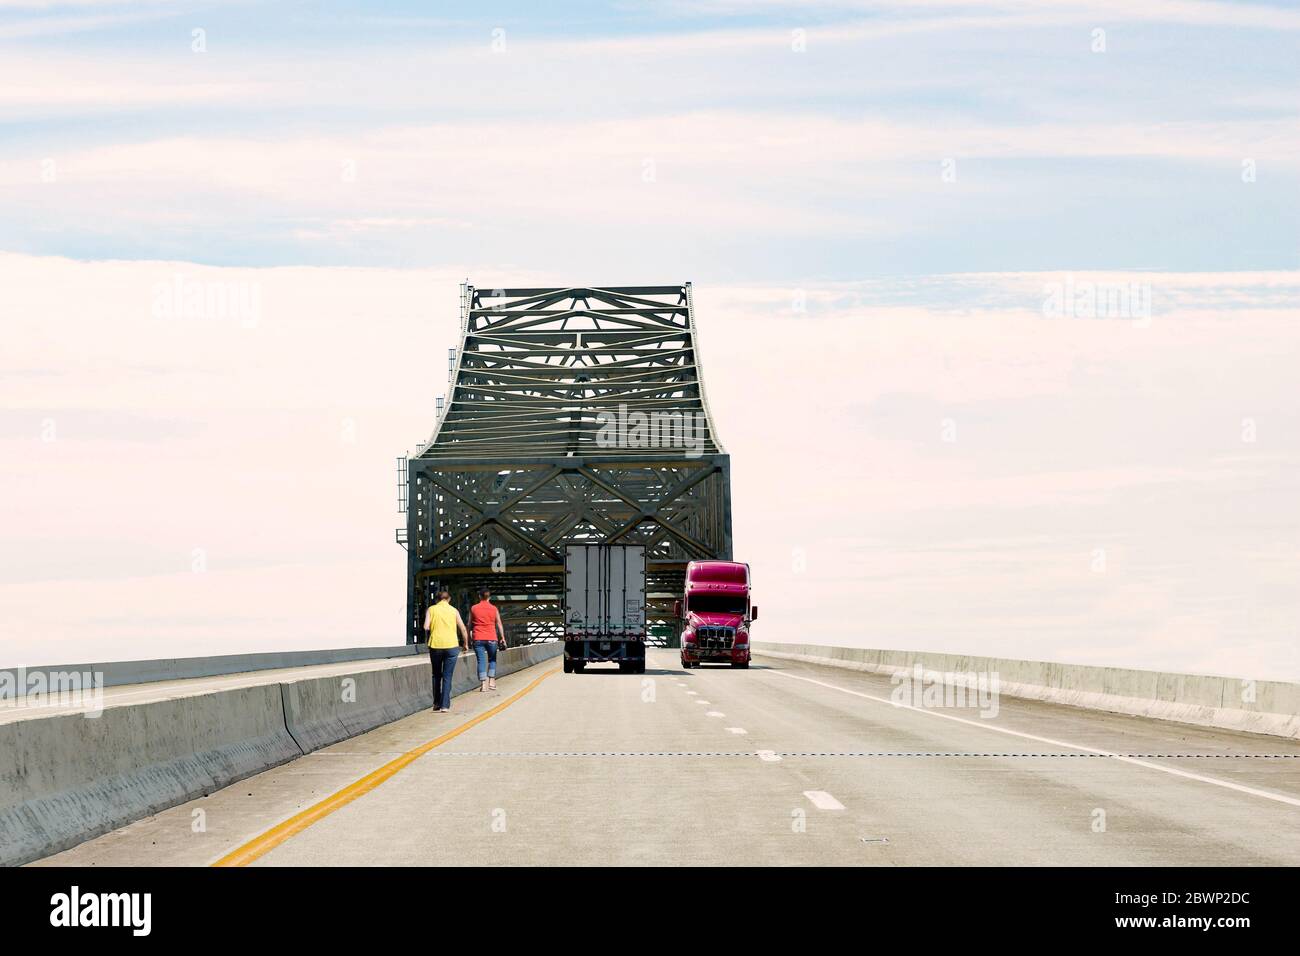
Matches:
[213,666,559,867]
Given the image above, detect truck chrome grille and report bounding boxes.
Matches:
[695,625,735,650]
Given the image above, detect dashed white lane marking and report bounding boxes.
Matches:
[768,669,1300,809]
[706,711,725,718]
[756,750,781,762]
[695,700,709,705]
[804,790,845,810]
[686,691,698,696]
[726,727,748,735]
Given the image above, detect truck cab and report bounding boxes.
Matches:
[677,560,756,669]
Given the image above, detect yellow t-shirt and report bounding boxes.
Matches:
[425,601,460,649]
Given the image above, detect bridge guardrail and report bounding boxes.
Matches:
[752,642,1300,740]
[11,644,422,691]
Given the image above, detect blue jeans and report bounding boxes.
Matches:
[473,640,498,680]
[429,648,458,710]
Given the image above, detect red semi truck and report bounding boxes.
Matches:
[677,560,757,669]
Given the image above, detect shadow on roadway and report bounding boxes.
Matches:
[564,664,774,677]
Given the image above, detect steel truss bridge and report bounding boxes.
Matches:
[400,283,732,645]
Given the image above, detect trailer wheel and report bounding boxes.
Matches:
[563,658,573,674]
[573,661,586,673]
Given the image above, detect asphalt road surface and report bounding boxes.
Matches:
[34,650,1300,866]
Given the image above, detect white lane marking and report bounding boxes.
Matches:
[695,700,709,705]
[726,727,748,735]
[804,790,845,810]
[706,711,725,718]
[686,691,698,696]
[768,670,1300,809]
[756,750,781,762]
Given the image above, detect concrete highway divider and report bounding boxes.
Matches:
[278,643,560,751]
[279,660,430,753]
[0,642,562,866]
[17,644,424,690]
[0,683,301,869]
[752,641,1300,740]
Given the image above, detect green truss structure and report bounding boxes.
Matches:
[398,283,733,645]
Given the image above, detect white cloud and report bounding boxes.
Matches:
[0,2,179,39]
[0,1,176,6]
[3,112,1293,260]
[666,0,1300,31]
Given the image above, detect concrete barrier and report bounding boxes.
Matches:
[752,642,1300,740]
[1,642,563,866]
[0,684,301,869]
[279,662,430,754]
[13,645,420,690]
[280,644,564,753]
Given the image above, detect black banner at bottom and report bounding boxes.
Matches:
[0,865,1289,940]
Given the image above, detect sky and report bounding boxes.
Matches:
[1,0,1298,679]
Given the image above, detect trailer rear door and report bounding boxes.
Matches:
[564,545,646,637]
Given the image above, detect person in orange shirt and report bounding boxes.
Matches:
[468,588,507,692]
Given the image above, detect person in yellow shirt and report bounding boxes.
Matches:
[424,590,469,712]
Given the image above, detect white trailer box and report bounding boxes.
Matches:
[563,544,647,672]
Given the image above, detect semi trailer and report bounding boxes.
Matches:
[677,560,757,668]
[563,544,647,673]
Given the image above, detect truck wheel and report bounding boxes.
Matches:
[636,661,647,674]
[573,661,586,673]
[563,658,573,674]
[732,661,749,669]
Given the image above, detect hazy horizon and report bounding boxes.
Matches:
[3,253,1297,680]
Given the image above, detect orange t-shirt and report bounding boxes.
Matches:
[470,600,500,642]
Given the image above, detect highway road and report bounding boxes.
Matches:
[34,650,1300,866]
